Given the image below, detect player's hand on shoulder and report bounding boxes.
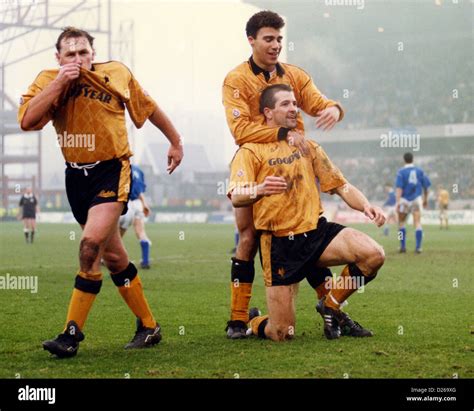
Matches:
[258,176,287,197]
[55,63,81,86]
[287,130,309,156]
[316,106,340,131]
[363,204,386,227]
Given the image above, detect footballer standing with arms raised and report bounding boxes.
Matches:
[18,27,183,358]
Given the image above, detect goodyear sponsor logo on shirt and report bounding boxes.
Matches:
[64,82,112,104]
[268,151,301,166]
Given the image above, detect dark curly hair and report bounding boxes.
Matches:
[245,10,285,38]
[55,27,95,52]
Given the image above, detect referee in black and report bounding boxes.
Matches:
[19,187,39,244]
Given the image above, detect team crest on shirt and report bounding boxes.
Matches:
[237,169,244,177]
[232,108,240,118]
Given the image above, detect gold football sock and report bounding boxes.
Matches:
[230,258,255,322]
[118,276,156,329]
[230,282,253,322]
[249,314,269,338]
[326,263,374,310]
[326,265,356,309]
[65,271,103,331]
[315,275,333,300]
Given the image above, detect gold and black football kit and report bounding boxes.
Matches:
[229,140,347,286]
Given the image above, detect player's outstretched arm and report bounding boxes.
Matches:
[21,63,81,130]
[334,183,386,227]
[148,107,183,174]
[231,176,287,208]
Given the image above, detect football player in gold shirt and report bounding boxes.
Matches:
[228,84,386,341]
[18,27,183,357]
[222,11,344,338]
[437,186,450,229]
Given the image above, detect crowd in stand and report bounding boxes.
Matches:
[332,155,474,202]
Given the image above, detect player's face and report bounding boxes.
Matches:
[56,36,94,70]
[267,90,298,128]
[248,27,282,70]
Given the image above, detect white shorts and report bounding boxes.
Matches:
[119,199,145,230]
[398,196,422,214]
[385,206,396,218]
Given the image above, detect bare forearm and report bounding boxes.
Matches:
[21,80,64,130]
[335,183,386,226]
[231,187,262,207]
[231,176,287,207]
[148,107,182,146]
[335,183,370,212]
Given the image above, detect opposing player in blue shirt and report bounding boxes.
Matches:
[119,165,153,268]
[395,153,431,253]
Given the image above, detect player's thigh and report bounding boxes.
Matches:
[82,202,124,244]
[316,228,381,267]
[266,284,298,330]
[234,206,255,235]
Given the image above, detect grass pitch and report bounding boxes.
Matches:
[0,222,472,378]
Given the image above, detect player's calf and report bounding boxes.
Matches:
[266,321,295,342]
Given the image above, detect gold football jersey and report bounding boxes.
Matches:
[18,61,157,163]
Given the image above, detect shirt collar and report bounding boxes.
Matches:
[249,56,285,81]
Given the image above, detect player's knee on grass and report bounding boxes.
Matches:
[268,321,295,342]
[79,238,101,271]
